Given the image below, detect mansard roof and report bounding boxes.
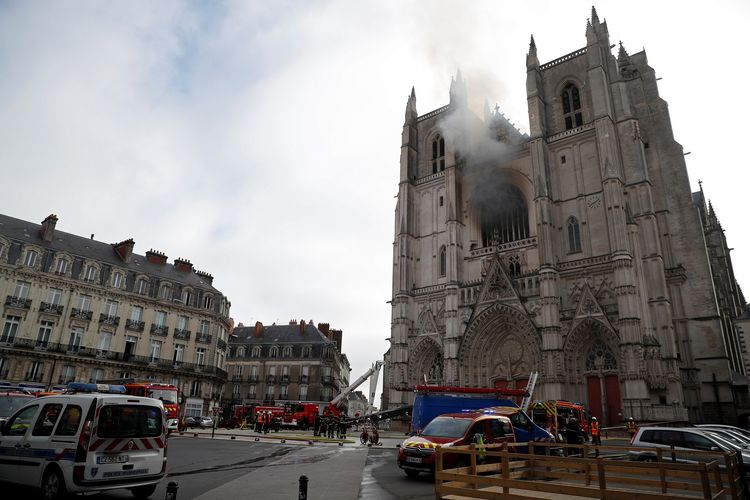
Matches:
[231,323,333,345]
[0,213,219,292]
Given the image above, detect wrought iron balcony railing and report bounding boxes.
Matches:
[196,334,212,344]
[99,314,120,326]
[39,302,63,315]
[150,324,169,337]
[173,329,191,341]
[70,308,93,320]
[125,319,145,332]
[5,295,31,309]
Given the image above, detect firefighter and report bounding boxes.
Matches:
[564,417,583,456]
[255,411,262,433]
[313,413,321,436]
[625,417,637,439]
[590,416,601,448]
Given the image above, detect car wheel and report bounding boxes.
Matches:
[405,469,420,478]
[41,467,66,500]
[130,484,157,499]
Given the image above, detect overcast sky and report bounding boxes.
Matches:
[1,1,748,403]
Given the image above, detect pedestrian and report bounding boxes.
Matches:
[590,416,601,455]
[564,417,583,456]
[313,413,321,436]
[625,417,637,440]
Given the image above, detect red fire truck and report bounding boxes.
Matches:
[102,379,182,432]
[283,402,319,429]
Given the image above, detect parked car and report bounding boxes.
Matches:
[398,412,515,478]
[0,390,35,425]
[0,383,166,500]
[198,416,214,428]
[697,424,750,444]
[184,416,200,428]
[629,426,750,468]
[698,427,750,449]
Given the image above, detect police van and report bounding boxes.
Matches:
[0,383,166,499]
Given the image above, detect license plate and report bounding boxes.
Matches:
[406,456,422,464]
[97,454,129,464]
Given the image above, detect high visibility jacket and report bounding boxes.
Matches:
[626,421,637,433]
[591,422,600,436]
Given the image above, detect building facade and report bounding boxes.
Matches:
[0,213,231,416]
[383,8,748,425]
[224,320,350,409]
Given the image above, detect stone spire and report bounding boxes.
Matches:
[591,5,600,25]
[529,34,536,55]
[404,86,417,123]
[617,41,630,64]
[586,19,596,44]
[449,69,467,108]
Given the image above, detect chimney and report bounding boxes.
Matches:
[39,214,58,242]
[331,329,343,353]
[195,270,214,285]
[299,319,306,335]
[317,323,330,335]
[289,319,298,325]
[112,238,135,263]
[173,258,193,272]
[146,249,168,265]
[253,321,264,337]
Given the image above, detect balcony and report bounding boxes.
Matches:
[39,302,63,315]
[280,375,290,384]
[173,329,191,341]
[248,375,259,382]
[277,394,288,401]
[266,375,276,383]
[99,314,120,326]
[25,373,45,382]
[299,375,309,384]
[150,324,169,337]
[196,333,212,344]
[34,340,51,351]
[70,308,93,321]
[321,375,333,384]
[217,339,227,350]
[125,319,144,332]
[5,295,31,309]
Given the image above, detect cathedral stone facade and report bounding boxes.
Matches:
[383,8,748,425]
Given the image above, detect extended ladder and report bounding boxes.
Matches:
[520,371,539,412]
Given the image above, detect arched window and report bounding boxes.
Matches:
[432,135,445,174]
[480,185,530,247]
[568,217,582,253]
[251,346,261,358]
[302,346,312,358]
[439,246,446,277]
[237,346,246,358]
[508,255,521,277]
[561,83,583,130]
[269,346,279,358]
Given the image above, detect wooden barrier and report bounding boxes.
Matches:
[434,441,745,499]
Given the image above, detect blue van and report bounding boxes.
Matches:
[410,392,552,444]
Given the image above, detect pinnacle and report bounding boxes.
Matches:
[529,34,536,54]
[617,41,630,64]
[591,5,600,24]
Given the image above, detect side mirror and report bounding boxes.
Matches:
[711,447,720,452]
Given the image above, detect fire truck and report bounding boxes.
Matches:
[530,400,590,441]
[101,379,183,432]
[283,402,319,429]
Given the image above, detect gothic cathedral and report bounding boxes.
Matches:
[383,8,748,425]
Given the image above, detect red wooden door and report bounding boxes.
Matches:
[587,376,603,422]
[515,379,528,406]
[605,375,622,426]
[494,380,509,390]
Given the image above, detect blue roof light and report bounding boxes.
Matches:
[66,382,126,394]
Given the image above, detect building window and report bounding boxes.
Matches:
[279,385,288,399]
[508,255,521,277]
[24,249,38,268]
[234,364,243,377]
[77,294,92,311]
[0,357,8,378]
[251,346,261,358]
[1,316,21,343]
[299,385,308,400]
[160,283,172,300]
[130,305,143,322]
[54,258,68,275]
[173,344,185,364]
[27,361,44,382]
[47,288,62,305]
[199,320,210,336]
[36,320,54,348]
[439,246,446,277]
[84,264,96,282]
[155,311,166,327]
[190,380,201,397]
[104,300,118,319]
[68,327,83,352]
[283,346,292,358]
[265,385,274,399]
[237,346,246,357]
[269,346,279,358]
[60,365,75,384]
[178,315,189,331]
[14,281,31,299]
[203,295,213,310]
[432,134,446,173]
[480,184,529,247]
[302,346,312,358]
[561,83,583,130]
[301,365,309,383]
[97,332,112,353]
[149,340,162,362]
[248,384,256,398]
[111,272,122,288]
[568,216,582,253]
[90,368,105,383]
[196,348,205,366]
[181,288,193,306]
[137,278,148,295]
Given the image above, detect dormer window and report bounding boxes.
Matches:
[24,249,38,268]
[203,295,213,310]
[84,264,97,282]
[561,83,583,130]
[160,283,172,300]
[432,135,445,174]
[111,272,122,288]
[269,346,279,358]
[137,278,148,295]
[54,258,68,275]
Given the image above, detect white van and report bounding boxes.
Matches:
[0,386,166,499]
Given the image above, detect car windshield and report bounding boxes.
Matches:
[0,396,33,417]
[98,405,163,438]
[147,389,176,404]
[704,431,741,451]
[421,417,472,438]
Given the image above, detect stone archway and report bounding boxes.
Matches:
[458,303,540,387]
[563,317,621,425]
[409,338,443,386]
